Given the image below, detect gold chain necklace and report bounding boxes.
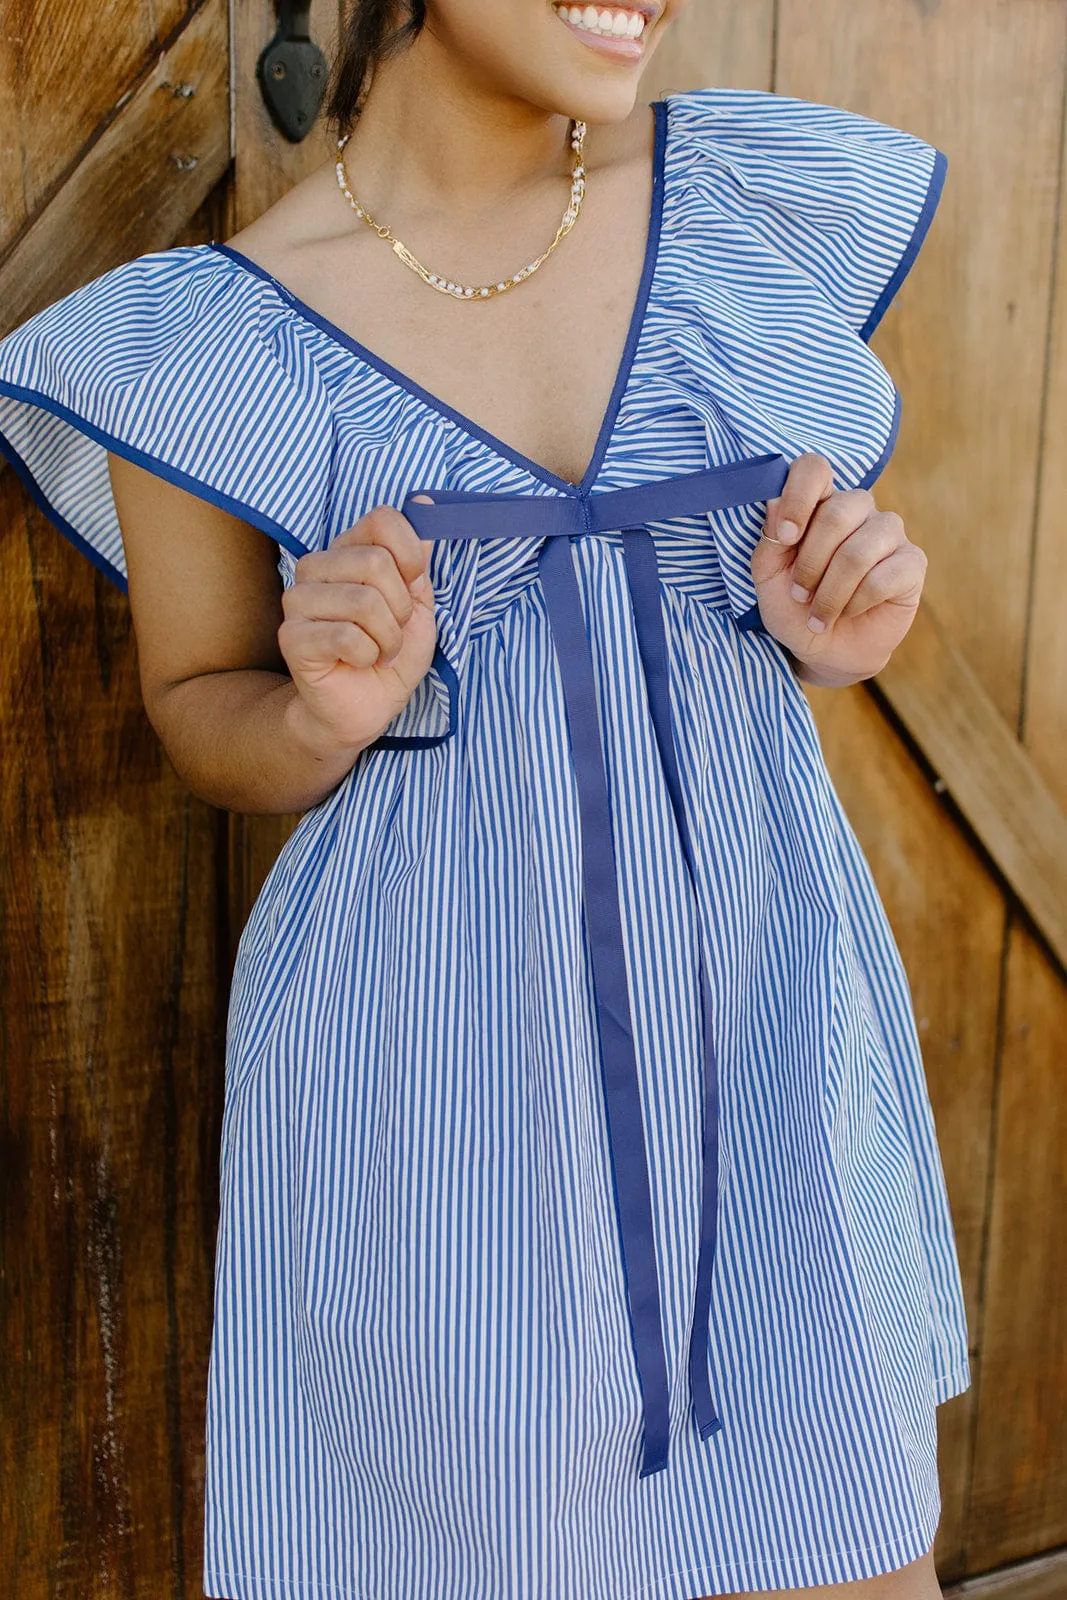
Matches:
[334,120,587,300]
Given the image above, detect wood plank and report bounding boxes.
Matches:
[640,0,775,98]
[803,680,997,1586]
[231,0,340,231]
[966,9,1067,1563]
[779,0,1064,726]
[776,0,1067,1579]
[0,0,230,337]
[0,5,26,243]
[967,927,1067,1565]
[0,0,156,246]
[0,3,202,255]
[943,1547,1067,1600]
[872,601,1067,976]
[0,473,225,1595]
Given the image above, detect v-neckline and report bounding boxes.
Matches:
[208,99,669,498]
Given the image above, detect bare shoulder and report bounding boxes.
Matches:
[224,152,353,279]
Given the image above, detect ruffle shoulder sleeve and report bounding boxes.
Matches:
[0,245,333,588]
[667,86,947,343]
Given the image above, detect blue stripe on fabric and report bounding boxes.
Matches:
[404,454,790,1479]
[0,424,129,589]
[209,100,669,502]
[0,379,313,568]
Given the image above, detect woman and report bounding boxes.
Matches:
[0,1,971,1596]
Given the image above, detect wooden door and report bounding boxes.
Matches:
[2,5,1064,1595]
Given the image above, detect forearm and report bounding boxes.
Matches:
[149,668,369,814]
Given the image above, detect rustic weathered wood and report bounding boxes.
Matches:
[0,1,189,250]
[964,26,1067,1564]
[943,1548,1067,1599]
[232,0,340,231]
[780,0,1067,1579]
[639,0,775,98]
[871,604,1067,974]
[0,3,207,256]
[0,0,230,337]
[803,678,996,1580]
[0,8,24,243]
[0,443,226,1595]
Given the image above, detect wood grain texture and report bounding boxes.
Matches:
[964,23,1067,1565]
[640,0,775,98]
[780,0,1067,728]
[782,1,1067,1580]
[231,0,341,231]
[0,471,226,1594]
[0,0,230,338]
[944,1547,1067,1599]
[0,1,201,253]
[874,603,1067,975]
[0,6,24,244]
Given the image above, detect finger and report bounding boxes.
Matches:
[789,494,885,602]
[286,579,404,664]
[800,513,903,631]
[294,541,420,626]
[279,616,384,675]
[329,503,432,591]
[838,543,928,619]
[763,453,836,546]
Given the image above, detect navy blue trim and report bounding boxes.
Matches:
[859,146,948,344]
[366,643,460,750]
[0,380,462,755]
[858,382,903,489]
[0,425,129,590]
[0,379,314,574]
[208,100,669,499]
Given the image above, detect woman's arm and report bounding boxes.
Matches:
[108,455,435,814]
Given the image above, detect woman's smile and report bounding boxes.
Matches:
[552,3,654,60]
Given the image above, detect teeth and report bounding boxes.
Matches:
[557,4,646,40]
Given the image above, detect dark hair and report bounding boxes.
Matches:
[325,1,427,135]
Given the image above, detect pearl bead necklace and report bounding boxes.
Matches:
[334,120,588,300]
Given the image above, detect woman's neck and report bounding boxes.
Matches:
[344,33,579,221]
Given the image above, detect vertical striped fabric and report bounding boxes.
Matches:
[0,88,970,1600]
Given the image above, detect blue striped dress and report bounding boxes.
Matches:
[0,88,972,1600]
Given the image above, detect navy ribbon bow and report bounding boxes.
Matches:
[374,453,790,1478]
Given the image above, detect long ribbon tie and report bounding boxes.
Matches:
[394,453,791,1478]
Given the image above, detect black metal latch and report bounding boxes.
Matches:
[257,1,327,142]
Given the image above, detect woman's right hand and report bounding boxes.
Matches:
[278,502,438,756]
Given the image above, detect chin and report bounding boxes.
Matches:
[534,2,667,120]
[432,0,671,124]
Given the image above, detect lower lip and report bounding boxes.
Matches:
[553,8,648,61]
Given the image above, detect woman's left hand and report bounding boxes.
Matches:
[751,452,928,686]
